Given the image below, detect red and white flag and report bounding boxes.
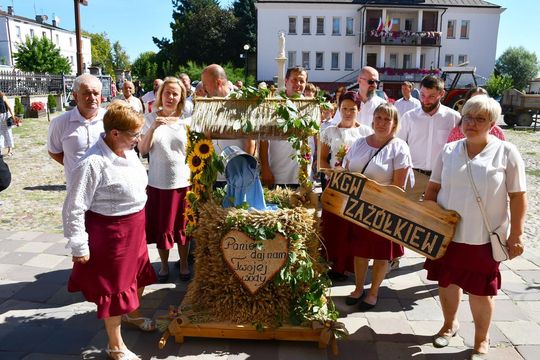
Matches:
[376,17,384,32]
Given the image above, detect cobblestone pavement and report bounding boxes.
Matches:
[0,113,539,359]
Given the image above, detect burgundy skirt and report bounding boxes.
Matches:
[68,209,157,319]
[321,210,355,274]
[351,224,404,261]
[424,242,501,296]
[145,186,189,249]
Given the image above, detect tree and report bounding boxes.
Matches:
[484,74,513,98]
[131,51,159,89]
[495,46,539,91]
[14,36,71,74]
[112,41,130,70]
[230,0,257,66]
[155,0,238,68]
[83,31,114,75]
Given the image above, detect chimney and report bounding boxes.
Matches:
[36,15,44,24]
[7,6,13,15]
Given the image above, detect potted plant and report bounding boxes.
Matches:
[47,94,57,113]
[14,97,25,118]
[29,101,46,118]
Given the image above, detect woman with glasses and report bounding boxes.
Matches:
[320,91,372,282]
[424,96,527,359]
[138,77,191,283]
[342,103,412,309]
[63,102,156,360]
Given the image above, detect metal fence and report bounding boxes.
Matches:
[0,70,75,96]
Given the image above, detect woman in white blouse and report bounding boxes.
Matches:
[138,77,191,283]
[320,91,372,283]
[63,102,156,360]
[424,96,527,358]
[342,103,413,310]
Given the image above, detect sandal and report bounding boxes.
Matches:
[106,347,140,360]
[121,314,156,332]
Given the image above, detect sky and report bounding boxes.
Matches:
[0,0,536,63]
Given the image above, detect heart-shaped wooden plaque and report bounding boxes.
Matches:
[221,230,289,295]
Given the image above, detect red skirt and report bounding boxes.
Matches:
[424,242,501,296]
[68,209,157,319]
[321,210,355,273]
[351,225,404,261]
[145,186,189,249]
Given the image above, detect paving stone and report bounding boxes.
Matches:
[278,340,328,360]
[496,321,540,345]
[0,251,39,265]
[402,296,443,321]
[32,327,97,354]
[503,282,540,301]
[0,263,17,280]
[491,299,530,321]
[416,344,472,360]
[33,232,64,243]
[501,269,529,283]
[12,280,62,303]
[360,298,407,320]
[367,318,417,343]
[43,242,70,256]
[515,270,540,284]
[0,299,48,324]
[15,241,53,253]
[335,339,378,359]
[458,321,510,348]
[516,345,540,360]
[505,257,538,271]
[22,354,81,360]
[6,231,42,241]
[0,279,28,299]
[46,286,85,305]
[228,339,280,360]
[3,265,51,282]
[24,253,66,269]
[376,341,427,359]
[515,301,540,323]
[483,346,526,360]
[338,316,373,341]
[0,324,52,352]
[0,352,28,360]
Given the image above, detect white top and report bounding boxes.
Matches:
[397,104,460,171]
[358,95,386,127]
[141,91,156,114]
[268,140,300,185]
[62,135,148,257]
[320,125,373,168]
[184,97,194,117]
[116,95,143,113]
[430,137,527,245]
[142,113,191,189]
[394,96,421,117]
[344,137,412,186]
[47,107,106,189]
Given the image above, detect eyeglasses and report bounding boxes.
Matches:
[462,115,489,125]
[124,130,142,139]
[359,78,380,86]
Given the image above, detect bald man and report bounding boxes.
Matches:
[117,81,144,113]
[141,78,163,114]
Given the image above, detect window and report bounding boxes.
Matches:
[458,54,468,65]
[444,54,454,67]
[345,52,353,70]
[316,17,325,35]
[447,20,456,38]
[403,54,412,69]
[332,17,341,35]
[315,52,324,69]
[389,54,398,68]
[303,17,311,34]
[302,51,310,69]
[69,37,73,47]
[405,19,413,31]
[331,52,339,70]
[288,51,296,68]
[289,17,297,35]
[55,34,59,45]
[70,56,74,65]
[420,54,425,69]
[15,26,21,39]
[42,31,47,38]
[30,29,35,38]
[460,20,470,39]
[346,17,354,35]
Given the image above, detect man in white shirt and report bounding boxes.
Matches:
[398,75,461,200]
[200,64,254,185]
[116,81,144,113]
[48,74,106,189]
[141,78,163,114]
[179,73,194,117]
[260,66,308,188]
[394,81,421,116]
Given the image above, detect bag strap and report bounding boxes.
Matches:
[361,136,394,174]
[462,141,494,234]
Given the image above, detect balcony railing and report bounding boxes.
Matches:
[364,30,442,46]
[378,68,442,82]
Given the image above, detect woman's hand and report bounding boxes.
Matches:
[506,234,524,260]
[72,255,90,264]
[152,116,169,129]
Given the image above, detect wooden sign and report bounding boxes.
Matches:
[321,171,460,260]
[221,230,289,294]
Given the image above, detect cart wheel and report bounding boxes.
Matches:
[504,113,516,127]
[516,112,533,127]
[448,96,465,112]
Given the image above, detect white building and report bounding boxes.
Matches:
[0,6,91,75]
[256,0,504,95]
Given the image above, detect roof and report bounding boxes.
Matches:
[257,0,501,8]
[0,10,74,33]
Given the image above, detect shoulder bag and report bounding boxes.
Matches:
[463,141,509,262]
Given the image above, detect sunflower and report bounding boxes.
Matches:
[184,206,197,226]
[187,152,204,173]
[194,139,214,159]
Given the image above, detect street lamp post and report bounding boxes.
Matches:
[243,44,250,83]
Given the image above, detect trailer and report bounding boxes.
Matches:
[500,88,540,127]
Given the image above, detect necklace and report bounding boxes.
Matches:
[157,107,178,117]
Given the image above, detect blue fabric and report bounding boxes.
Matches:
[222,155,276,210]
